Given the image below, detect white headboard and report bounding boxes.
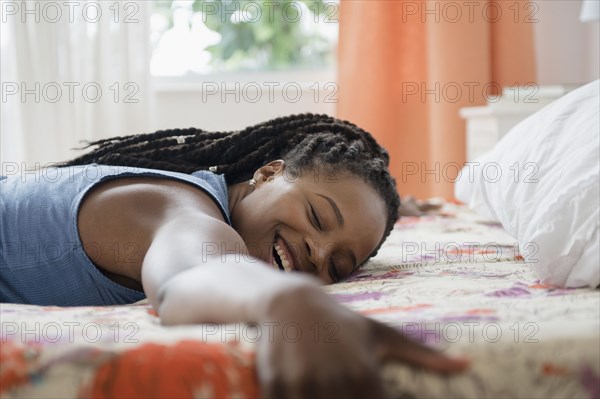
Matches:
[459,84,581,161]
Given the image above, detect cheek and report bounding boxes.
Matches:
[230,205,273,261]
[247,183,298,221]
[351,209,387,253]
[232,182,304,238]
[232,188,281,236]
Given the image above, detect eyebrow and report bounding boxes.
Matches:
[316,193,344,227]
[316,193,357,270]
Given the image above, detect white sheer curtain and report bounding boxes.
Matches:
[1,0,153,166]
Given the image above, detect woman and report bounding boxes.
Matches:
[1,114,467,398]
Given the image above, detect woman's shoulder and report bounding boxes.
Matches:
[79,171,228,226]
[3,163,231,221]
[77,174,230,285]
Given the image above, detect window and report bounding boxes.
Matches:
[150,0,339,77]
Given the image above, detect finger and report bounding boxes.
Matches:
[388,345,471,374]
[353,374,386,399]
[370,319,470,374]
[262,376,286,399]
[317,375,347,399]
[298,377,320,399]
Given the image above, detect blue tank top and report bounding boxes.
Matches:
[0,164,231,306]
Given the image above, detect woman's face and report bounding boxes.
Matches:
[228,160,387,284]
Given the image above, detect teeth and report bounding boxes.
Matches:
[274,242,292,272]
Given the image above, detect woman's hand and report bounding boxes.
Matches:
[256,281,469,399]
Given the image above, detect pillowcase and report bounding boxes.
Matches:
[455,80,599,288]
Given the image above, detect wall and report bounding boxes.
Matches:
[533,0,599,85]
[150,70,337,132]
[149,1,599,135]
[2,1,596,164]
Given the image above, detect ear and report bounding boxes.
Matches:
[253,159,285,183]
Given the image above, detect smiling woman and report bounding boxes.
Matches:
[228,159,387,283]
[0,113,468,398]
[54,113,401,288]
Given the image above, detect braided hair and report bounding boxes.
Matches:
[62,113,401,261]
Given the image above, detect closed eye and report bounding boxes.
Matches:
[310,204,322,231]
[329,258,340,283]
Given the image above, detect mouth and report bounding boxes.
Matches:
[271,233,297,273]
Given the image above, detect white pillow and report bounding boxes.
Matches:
[455,80,600,288]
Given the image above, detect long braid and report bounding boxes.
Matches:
[61,113,400,260]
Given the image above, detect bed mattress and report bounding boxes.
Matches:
[1,200,598,398]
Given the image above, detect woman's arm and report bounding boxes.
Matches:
[141,211,469,398]
[141,211,308,324]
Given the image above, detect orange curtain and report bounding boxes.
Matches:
[337,0,536,200]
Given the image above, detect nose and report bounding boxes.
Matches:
[304,236,333,277]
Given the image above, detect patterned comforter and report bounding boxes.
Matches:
[1,200,599,398]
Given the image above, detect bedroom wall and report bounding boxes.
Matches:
[2,1,595,164]
[150,69,337,132]
[533,0,599,85]
[150,1,599,130]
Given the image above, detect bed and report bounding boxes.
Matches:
[3,80,599,398]
[1,198,598,399]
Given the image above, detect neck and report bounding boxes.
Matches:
[227,181,252,216]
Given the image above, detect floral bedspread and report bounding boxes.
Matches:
[1,200,599,398]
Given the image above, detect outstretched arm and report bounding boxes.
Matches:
[141,211,469,399]
[141,211,306,324]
